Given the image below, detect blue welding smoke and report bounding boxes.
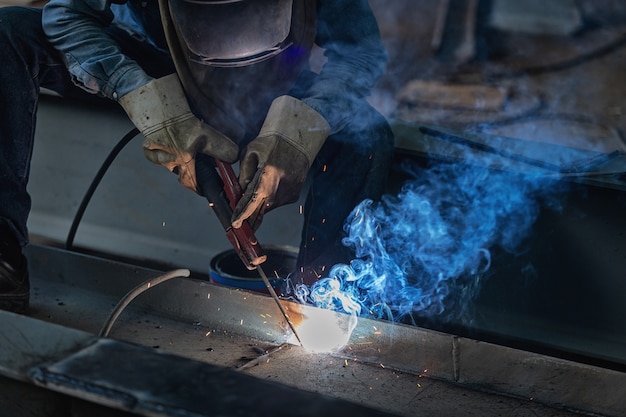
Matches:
[297,159,563,322]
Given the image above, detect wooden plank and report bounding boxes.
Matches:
[396,80,510,111]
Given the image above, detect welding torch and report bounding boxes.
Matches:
[194,153,303,346]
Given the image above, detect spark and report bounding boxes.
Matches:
[205,331,211,336]
[299,205,303,215]
[322,164,327,172]
[321,218,326,224]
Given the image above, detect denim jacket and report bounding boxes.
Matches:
[42,0,387,133]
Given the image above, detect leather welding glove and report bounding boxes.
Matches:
[233,95,330,230]
[119,73,239,191]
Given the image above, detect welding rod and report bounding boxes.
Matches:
[256,264,303,346]
[195,154,303,346]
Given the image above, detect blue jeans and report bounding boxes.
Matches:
[295,104,394,279]
[0,6,394,276]
[0,6,174,247]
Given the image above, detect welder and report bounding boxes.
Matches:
[0,0,394,313]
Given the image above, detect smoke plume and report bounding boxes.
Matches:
[297,158,565,323]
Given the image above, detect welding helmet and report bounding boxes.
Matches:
[158,0,317,143]
[169,0,301,67]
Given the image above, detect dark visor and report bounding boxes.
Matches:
[169,0,294,66]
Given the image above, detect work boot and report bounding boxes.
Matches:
[0,226,29,314]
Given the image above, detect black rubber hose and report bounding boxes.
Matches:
[65,127,140,250]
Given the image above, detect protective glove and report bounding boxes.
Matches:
[232,95,330,230]
[119,73,239,191]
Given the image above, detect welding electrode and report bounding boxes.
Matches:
[194,153,303,346]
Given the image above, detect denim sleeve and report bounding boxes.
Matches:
[302,0,387,134]
[42,0,153,100]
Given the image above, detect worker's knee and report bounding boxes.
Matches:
[0,7,43,40]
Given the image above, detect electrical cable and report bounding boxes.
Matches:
[65,127,140,250]
[99,268,191,338]
[57,128,194,338]
[471,111,613,130]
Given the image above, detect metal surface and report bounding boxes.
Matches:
[29,337,399,417]
[0,311,95,382]
[0,310,402,417]
[392,122,626,190]
[10,244,626,416]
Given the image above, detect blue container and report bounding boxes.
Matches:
[209,246,298,293]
